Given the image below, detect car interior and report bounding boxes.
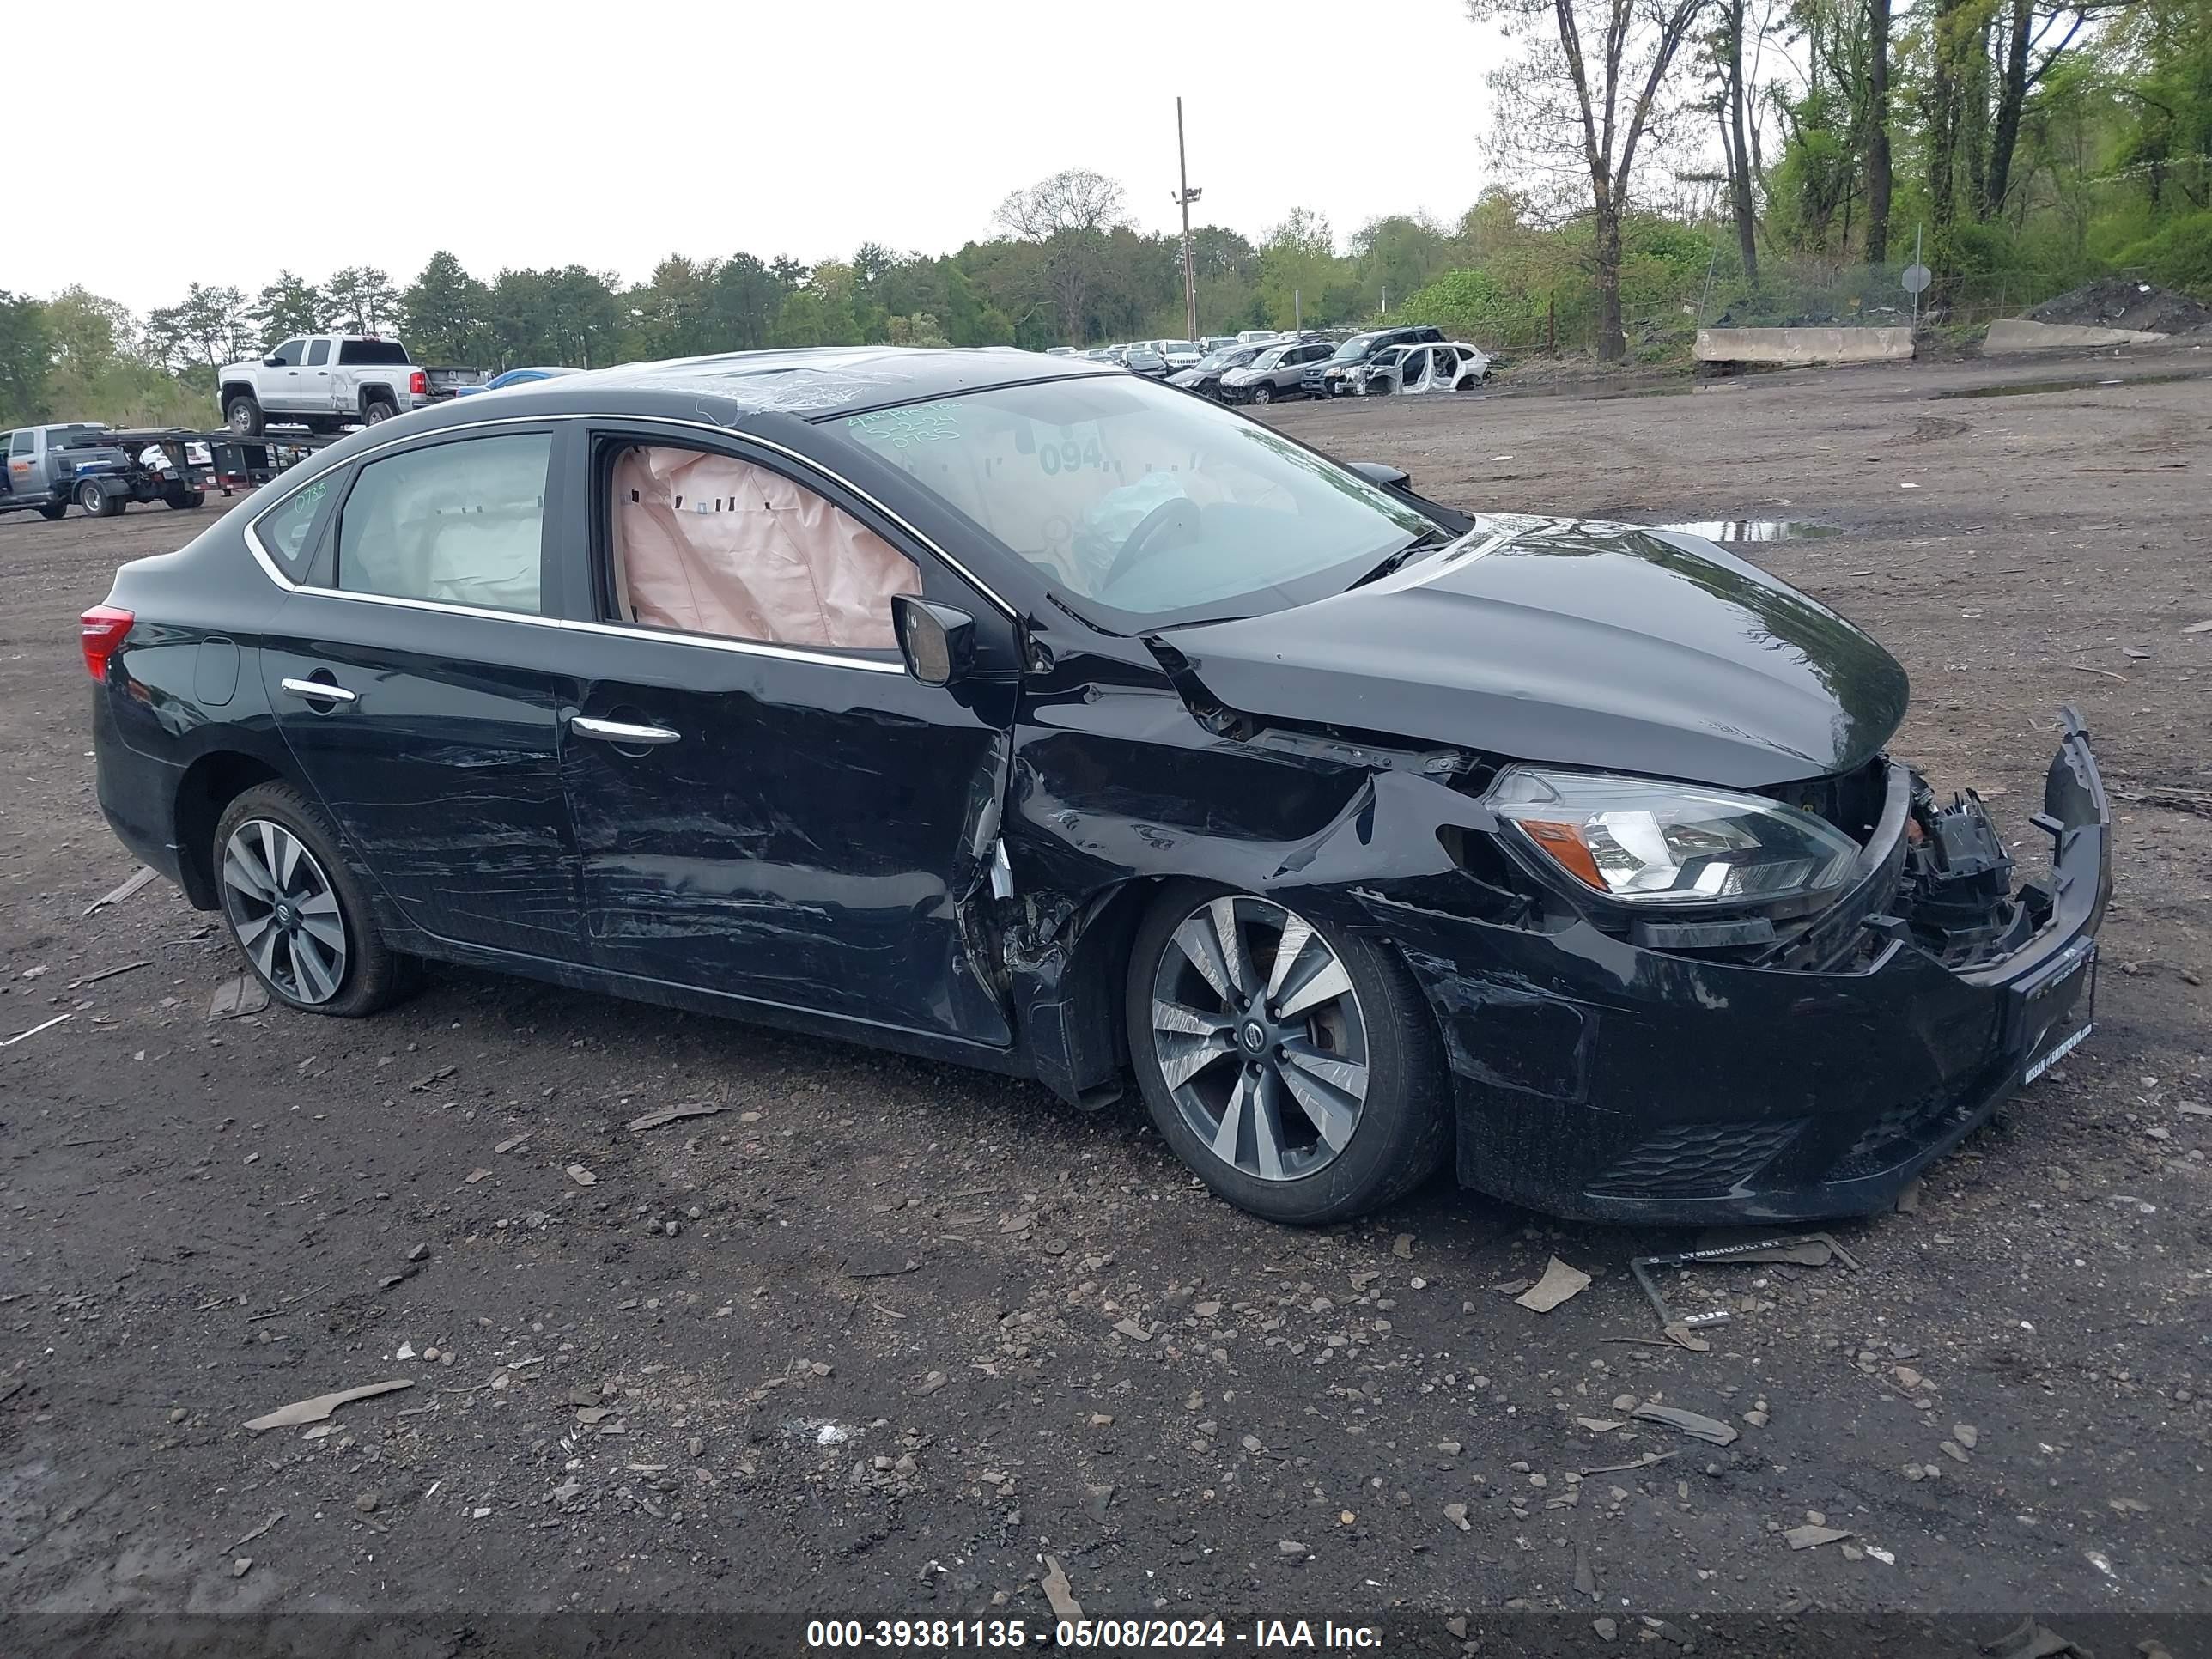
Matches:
[605,443,916,651]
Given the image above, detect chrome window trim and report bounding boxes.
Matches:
[240,409,1017,621]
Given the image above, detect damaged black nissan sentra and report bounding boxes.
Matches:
[85,349,2110,1224]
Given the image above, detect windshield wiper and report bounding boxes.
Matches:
[1347,526,1460,591]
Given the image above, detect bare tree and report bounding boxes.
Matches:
[993,170,1131,343]
[994,169,1130,240]
[1469,0,1711,360]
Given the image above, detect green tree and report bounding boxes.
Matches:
[250,270,325,347]
[1468,0,1712,359]
[400,252,489,363]
[0,291,53,425]
[324,266,400,334]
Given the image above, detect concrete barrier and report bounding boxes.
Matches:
[1984,318,2168,353]
[1694,326,1916,365]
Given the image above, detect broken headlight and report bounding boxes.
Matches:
[1487,766,1857,907]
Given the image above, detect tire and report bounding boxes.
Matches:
[38,502,68,521]
[213,781,410,1018]
[224,395,264,436]
[78,481,121,518]
[1126,881,1450,1224]
[165,489,206,510]
[362,397,398,424]
[1250,383,1274,405]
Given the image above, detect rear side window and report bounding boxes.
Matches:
[305,339,330,366]
[254,475,336,573]
[337,339,410,366]
[336,434,549,613]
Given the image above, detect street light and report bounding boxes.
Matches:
[1172,98,1202,344]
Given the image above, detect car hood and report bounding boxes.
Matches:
[1168,369,1207,387]
[1158,515,1909,787]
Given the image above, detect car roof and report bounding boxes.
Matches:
[412,347,1118,427]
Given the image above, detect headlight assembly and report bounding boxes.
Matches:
[1487,766,1858,907]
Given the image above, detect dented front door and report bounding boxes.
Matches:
[558,632,1016,1046]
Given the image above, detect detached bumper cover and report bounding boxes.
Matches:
[1381,711,2112,1223]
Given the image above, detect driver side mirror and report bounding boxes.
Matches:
[264,356,285,368]
[892,595,975,688]
[1348,460,1412,491]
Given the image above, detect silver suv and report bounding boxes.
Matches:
[1217,338,1334,405]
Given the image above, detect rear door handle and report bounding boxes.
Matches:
[571,715,679,745]
[280,677,356,704]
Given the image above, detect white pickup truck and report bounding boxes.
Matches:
[217,335,470,435]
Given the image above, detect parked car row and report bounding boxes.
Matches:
[1155,325,1491,404]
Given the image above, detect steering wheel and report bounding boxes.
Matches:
[1100,495,1203,593]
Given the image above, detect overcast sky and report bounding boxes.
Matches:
[14,0,1509,317]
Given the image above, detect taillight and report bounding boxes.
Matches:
[80,605,134,682]
[409,369,428,396]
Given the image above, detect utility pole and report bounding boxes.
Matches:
[1171,98,1201,343]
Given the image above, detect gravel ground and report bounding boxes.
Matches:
[1,350,2207,1655]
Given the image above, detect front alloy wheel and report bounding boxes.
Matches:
[1128,884,1449,1224]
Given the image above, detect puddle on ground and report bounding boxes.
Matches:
[1936,371,2196,399]
[1656,520,1844,543]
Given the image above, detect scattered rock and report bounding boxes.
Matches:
[231,1557,252,1578]
[1040,1553,1083,1622]
[1594,1618,1618,1643]
[1277,1539,1310,1558]
[1954,1424,1979,1449]
[916,1370,950,1396]
[565,1164,597,1187]
[353,1491,380,1514]
[1632,1403,1739,1445]
[1785,1524,1853,1550]
[243,1378,413,1434]
[1444,1503,1470,1531]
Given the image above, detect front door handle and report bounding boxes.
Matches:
[280,676,357,705]
[571,715,679,745]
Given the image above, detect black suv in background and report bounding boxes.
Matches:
[1304,325,1446,398]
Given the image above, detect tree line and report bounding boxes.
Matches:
[4,0,2209,428]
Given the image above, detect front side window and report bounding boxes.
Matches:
[255,474,335,573]
[839,374,1434,628]
[269,339,304,367]
[604,443,916,652]
[336,434,548,612]
[8,431,30,457]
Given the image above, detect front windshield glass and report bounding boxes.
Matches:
[1329,331,1386,362]
[1194,347,1257,371]
[840,374,1436,626]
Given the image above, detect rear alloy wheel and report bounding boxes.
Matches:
[214,782,410,1017]
[362,397,398,424]
[1127,884,1449,1224]
[78,481,119,518]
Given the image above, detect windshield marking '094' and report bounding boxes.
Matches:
[841,375,1434,628]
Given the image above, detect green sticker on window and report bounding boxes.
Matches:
[848,405,962,448]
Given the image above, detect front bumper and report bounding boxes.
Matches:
[1382,713,2112,1224]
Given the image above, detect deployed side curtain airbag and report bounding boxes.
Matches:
[611,447,915,650]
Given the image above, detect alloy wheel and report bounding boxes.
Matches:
[220,818,349,1005]
[1148,896,1369,1182]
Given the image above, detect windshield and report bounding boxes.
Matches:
[1194,347,1258,371]
[1329,331,1388,363]
[839,374,1436,627]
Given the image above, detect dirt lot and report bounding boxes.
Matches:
[2,352,2208,1653]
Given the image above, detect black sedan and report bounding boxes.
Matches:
[85,349,2111,1224]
